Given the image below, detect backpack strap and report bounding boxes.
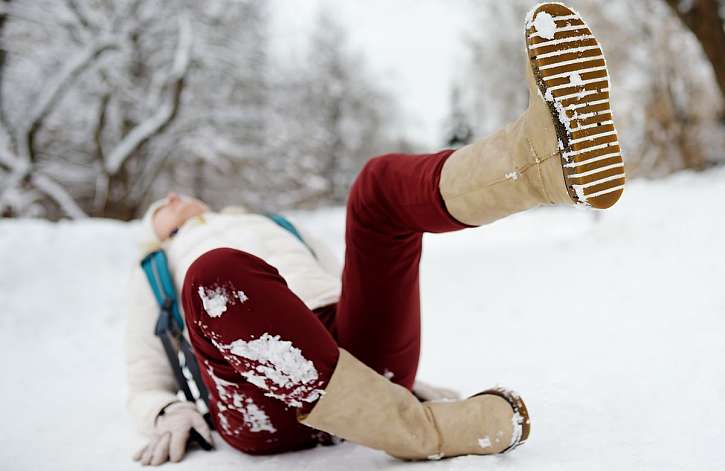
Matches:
[264,212,317,258]
[140,251,184,331]
[140,250,214,432]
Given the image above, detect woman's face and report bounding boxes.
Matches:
[152,193,209,241]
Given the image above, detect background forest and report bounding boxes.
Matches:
[0,0,723,220]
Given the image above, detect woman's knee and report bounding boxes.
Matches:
[347,154,397,228]
[185,248,279,282]
[180,247,289,326]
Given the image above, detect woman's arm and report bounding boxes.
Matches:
[125,264,179,436]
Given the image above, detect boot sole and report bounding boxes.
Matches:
[526,2,625,209]
[473,387,531,453]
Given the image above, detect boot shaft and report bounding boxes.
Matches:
[440,2,625,227]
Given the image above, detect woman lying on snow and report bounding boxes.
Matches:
[126,2,625,466]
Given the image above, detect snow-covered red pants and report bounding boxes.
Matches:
[181,149,471,455]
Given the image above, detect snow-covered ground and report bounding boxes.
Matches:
[2,168,724,470]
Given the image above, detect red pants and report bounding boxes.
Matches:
[181,150,471,454]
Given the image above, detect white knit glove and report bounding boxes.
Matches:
[133,401,214,466]
[412,379,461,402]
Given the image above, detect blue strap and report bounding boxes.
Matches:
[264,213,316,258]
[140,250,184,331]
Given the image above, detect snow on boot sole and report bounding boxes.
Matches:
[526,2,625,209]
[473,387,531,452]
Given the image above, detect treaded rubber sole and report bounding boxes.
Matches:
[526,2,625,209]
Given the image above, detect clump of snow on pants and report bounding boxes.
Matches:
[214,333,326,408]
[478,436,492,449]
[206,363,277,434]
[198,284,249,317]
[198,286,230,317]
[531,11,557,39]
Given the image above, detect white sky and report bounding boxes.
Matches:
[269,0,478,148]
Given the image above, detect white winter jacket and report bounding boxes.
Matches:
[125,208,342,436]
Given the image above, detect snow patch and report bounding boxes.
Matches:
[241,398,277,433]
[427,397,457,403]
[198,283,249,317]
[558,139,571,162]
[214,333,326,408]
[505,171,520,181]
[572,184,588,202]
[478,436,492,449]
[532,11,557,40]
[570,72,584,86]
[553,99,573,133]
[198,286,230,317]
[427,453,444,460]
[206,363,277,434]
[510,411,524,447]
[383,369,394,380]
[217,407,232,435]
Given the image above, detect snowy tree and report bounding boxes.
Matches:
[662,0,725,111]
[0,1,399,219]
[573,0,723,174]
[146,1,272,214]
[264,10,394,208]
[460,1,531,137]
[0,1,196,219]
[443,85,473,148]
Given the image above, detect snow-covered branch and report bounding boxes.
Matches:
[0,147,30,210]
[0,150,15,169]
[22,37,118,162]
[31,173,88,218]
[104,15,192,175]
[0,145,86,219]
[2,0,397,219]
[63,0,98,33]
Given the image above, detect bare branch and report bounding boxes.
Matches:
[104,15,192,174]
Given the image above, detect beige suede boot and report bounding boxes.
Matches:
[298,349,530,461]
[440,2,625,226]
